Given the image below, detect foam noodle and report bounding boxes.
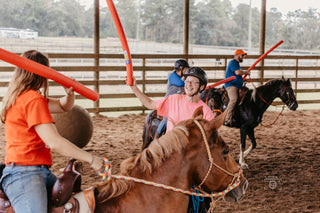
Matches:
[206,76,236,90]
[0,48,99,101]
[106,0,133,86]
[243,40,283,80]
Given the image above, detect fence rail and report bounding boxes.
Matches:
[0,53,319,114]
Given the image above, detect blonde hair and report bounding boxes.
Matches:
[0,50,49,123]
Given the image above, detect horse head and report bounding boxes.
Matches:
[279,77,298,110]
[200,87,226,116]
[186,107,248,202]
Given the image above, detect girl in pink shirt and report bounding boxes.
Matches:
[130,67,214,133]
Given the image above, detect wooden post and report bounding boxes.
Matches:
[184,0,189,55]
[142,57,146,114]
[295,58,298,93]
[259,0,266,85]
[94,0,100,114]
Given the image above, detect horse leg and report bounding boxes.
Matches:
[244,128,256,158]
[239,128,249,169]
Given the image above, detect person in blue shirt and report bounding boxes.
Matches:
[224,49,250,126]
[156,59,190,137]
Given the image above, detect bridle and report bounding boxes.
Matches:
[249,76,295,106]
[193,119,242,211]
[248,77,296,127]
[193,120,242,187]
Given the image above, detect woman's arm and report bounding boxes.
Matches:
[34,122,104,171]
[130,78,157,109]
[48,87,75,113]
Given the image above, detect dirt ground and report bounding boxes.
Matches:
[1,109,319,212]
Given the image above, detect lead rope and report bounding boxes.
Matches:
[193,119,241,212]
[96,119,241,212]
[248,75,285,127]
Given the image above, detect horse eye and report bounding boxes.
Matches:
[223,149,229,155]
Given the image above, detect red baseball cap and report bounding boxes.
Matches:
[234,49,247,56]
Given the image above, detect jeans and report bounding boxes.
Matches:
[0,165,57,213]
[157,117,167,135]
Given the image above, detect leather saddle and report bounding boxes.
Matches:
[0,159,96,213]
[52,158,82,207]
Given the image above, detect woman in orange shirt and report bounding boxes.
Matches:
[0,50,104,213]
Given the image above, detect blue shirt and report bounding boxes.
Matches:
[225,59,244,88]
[165,72,185,97]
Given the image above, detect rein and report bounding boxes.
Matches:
[96,119,242,211]
[248,76,287,127]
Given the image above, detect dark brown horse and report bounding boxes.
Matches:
[200,77,298,169]
[94,108,248,213]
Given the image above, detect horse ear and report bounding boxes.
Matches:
[192,106,203,120]
[209,109,228,130]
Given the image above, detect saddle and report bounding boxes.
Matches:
[238,86,250,105]
[0,160,96,213]
[52,158,82,207]
[223,86,250,107]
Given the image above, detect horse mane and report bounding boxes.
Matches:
[251,78,285,102]
[96,119,191,203]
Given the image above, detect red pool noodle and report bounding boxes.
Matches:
[0,48,99,101]
[206,76,235,90]
[243,40,283,80]
[106,0,133,86]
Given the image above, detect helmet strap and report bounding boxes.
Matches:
[191,86,201,97]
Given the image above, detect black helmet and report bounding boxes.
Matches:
[174,59,190,71]
[184,67,208,92]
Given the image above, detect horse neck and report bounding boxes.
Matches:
[120,153,192,212]
[254,82,282,111]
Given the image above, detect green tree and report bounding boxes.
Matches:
[266,8,283,46]
[191,0,230,45]
[282,9,320,49]
[230,3,259,47]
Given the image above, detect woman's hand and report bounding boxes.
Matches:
[90,155,105,173]
[59,86,75,112]
[64,86,74,97]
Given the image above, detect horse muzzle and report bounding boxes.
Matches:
[224,179,249,202]
[289,101,298,111]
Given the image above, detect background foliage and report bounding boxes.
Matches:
[0,0,320,50]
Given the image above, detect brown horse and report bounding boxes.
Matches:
[1,108,247,213]
[94,107,248,213]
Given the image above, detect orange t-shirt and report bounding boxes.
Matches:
[5,90,54,166]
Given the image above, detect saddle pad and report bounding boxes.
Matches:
[74,187,95,213]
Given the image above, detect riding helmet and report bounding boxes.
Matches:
[184,67,208,92]
[174,59,190,71]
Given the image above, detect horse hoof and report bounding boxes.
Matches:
[241,163,249,169]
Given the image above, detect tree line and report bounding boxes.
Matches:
[1,0,319,50]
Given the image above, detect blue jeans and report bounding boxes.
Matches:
[157,117,167,135]
[0,165,57,213]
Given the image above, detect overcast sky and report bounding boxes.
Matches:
[231,0,320,14]
[78,0,320,14]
